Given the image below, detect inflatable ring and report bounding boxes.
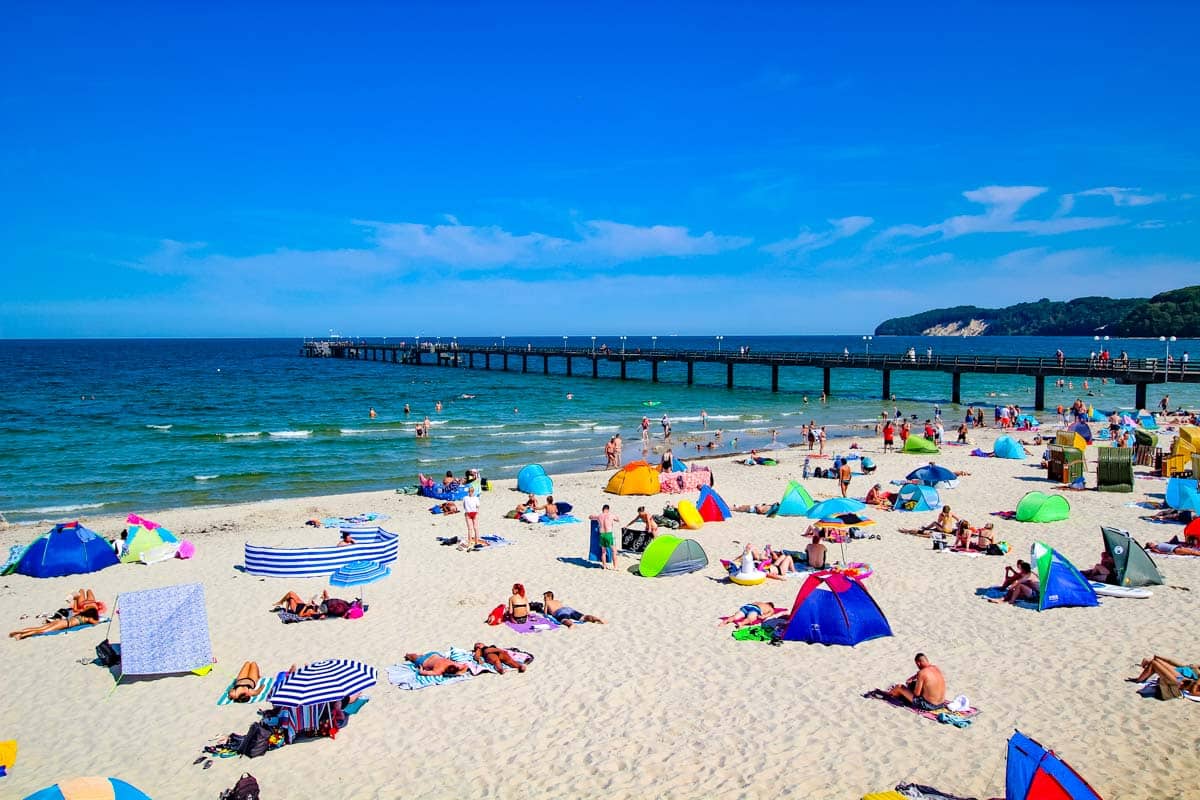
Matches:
[730,571,767,586]
[836,562,873,580]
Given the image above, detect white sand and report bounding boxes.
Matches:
[1,426,1197,799]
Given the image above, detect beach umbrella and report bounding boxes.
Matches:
[24,776,153,800]
[906,463,957,486]
[817,513,875,562]
[805,497,866,519]
[329,559,390,603]
[269,659,377,707]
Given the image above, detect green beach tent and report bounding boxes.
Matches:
[637,535,708,577]
[902,435,939,455]
[1015,491,1070,523]
[776,480,815,516]
[120,522,180,564]
[1100,527,1164,587]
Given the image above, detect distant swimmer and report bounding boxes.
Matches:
[566,393,573,400]
[460,394,476,399]
[415,426,426,438]
[403,404,411,415]
[513,408,519,414]
[435,401,443,412]
[369,407,377,419]
[700,409,708,429]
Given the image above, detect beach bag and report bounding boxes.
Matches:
[238,722,272,759]
[481,478,491,491]
[345,600,364,620]
[987,542,1010,556]
[662,505,681,522]
[485,604,505,626]
[95,639,120,667]
[220,773,260,800]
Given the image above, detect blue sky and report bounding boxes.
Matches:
[3,2,1198,338]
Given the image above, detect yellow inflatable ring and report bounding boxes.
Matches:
[730,571,767,586]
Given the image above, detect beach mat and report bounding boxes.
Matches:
[216,675,275,705]
[505,613,560,634]
[26,617,110,637]
[387,647,531,690]
[864,689,978,725]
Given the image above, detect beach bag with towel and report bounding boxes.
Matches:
[220,772,261,800]
[237,722,272,759]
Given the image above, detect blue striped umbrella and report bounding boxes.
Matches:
[329,559,390,602]
[269,659,377,707]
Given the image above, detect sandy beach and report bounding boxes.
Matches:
[2,424,1197,799]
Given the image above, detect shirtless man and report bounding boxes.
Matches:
[806,530,828,569]
[838,459,852,498]
[542,591,605,628]
[887,653,947,711]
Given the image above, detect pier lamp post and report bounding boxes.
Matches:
[863,335,872,356]
[452,336,457,350]
[716,335,724,353]
[415,334,420,351]
[620,336,627,355]
[591,336,596,354]
[652,335,657,352]
[501,335,506,350]
[1160,335,1177,384]
[563,335,568,352]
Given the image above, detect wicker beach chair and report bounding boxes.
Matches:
[1096,447,1134,492]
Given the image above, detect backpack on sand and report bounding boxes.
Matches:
[220,772,260,800]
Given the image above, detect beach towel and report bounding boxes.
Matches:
[27,617,110,637]
[322,513,389,528]
[505,613,561,633]
[276,610,333,624]
[216,675,276,705]
[539,514,581,525]
[387,646,531,690]
[2,544,27,574]
[479,534,514,549]
[864,689,979,725]
[990,510,1016,519]
[342,696,370,714]
[1125,501,1161,509]
[1136,678,1200,702]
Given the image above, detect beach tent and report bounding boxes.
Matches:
[604,461,660,496]
[24,777,153,800]
[776,481,815,516]
[120,517,180,564]
[1137,412,1158,430]
[781,570,892,646]
[696,485,731,522]
[1006,730,1103,800]
[1016,491,1071,523]
[994,435,1025,460]
[895,483,939,512]
[1100,527,1164,587]
[12,522,119,579]
[1031,542,1098,611]
[637,535,707,577]
[676,500,704,529]
[906,463,958,488]
[1085,406,1105,422]
[901,435,939,455]
[111,583,213,682]
[1014,413,1040,428]
[1184,517,1200,544]
[516,464,553,495]
[1165,477,1200,511]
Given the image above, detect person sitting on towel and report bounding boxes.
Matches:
[886,652,947,711]
[1081,551,1116,583]
[542,591,605,627]
[718,601,785,629]
[1129,655,1200,699]
[864,483,890,508]
[952,520,996,551]
[227,661,262,702]
[921,506,958,536]
[8,606,100,639]
[404,652,465,677]
[472,643,526,674]
[806,530,828,570]
[539,495,559,521]
[506,583,530,624]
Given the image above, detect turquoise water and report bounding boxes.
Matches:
[2,336,1197,523]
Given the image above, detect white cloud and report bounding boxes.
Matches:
[762,216,874,256]
[880,185,1124,242]
[1077,186,1167,207]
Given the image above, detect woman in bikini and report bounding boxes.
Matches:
[227,661,262,702]
[762,545,796,580]
[1129,655,1200,699]
[404,652,466,676]
[472,643,526,674]
[9,606,100,639]
[1146,540,1200,557]
[990,560,1039,604]
[506,583,530,624]
[952,519,996,550]
[272,591,324,618]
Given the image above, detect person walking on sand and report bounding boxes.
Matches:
[590,504,619,570]
[460,485,481,550]
[604,436,617,468]
[818,426,827,456]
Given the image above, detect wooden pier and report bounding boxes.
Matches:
[301,341,1197,411]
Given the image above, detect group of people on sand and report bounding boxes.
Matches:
[505,583,605,628]
[402,646,526,676]
[9,589,104,639]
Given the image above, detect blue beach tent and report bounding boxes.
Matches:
[516,464,553,495]
[895,483,939,512]
[1165,477,1200,512]
[1005,730,1103,800]
[1032,542,1099,611]
[994,435,1026,460]
[782,570,892,646]
[906,463,958,488]
[776,481,815,516]
[13,522,119,578]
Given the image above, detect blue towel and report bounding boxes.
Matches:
[28,617,110,637]
[387,647,496,690]
[540,514,581,525]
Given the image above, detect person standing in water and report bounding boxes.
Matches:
[369,407,377,419]
[700,409,708,429]
[403,403,411,415]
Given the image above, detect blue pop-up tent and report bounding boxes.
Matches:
[1006,730,1103,799]
[781,570,892,646]
[994,435,1026,459]
[11,522,119,579]
[516,464,553,495]
[895,483,939,511]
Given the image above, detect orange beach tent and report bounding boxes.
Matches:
[605,461,661,495]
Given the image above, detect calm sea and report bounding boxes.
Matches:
[2,335,1196,523]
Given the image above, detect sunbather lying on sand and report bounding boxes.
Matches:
[1146,539,1200,556]
[762,545,796,579]
[1129,655,1200,700]
[404,652,466,676]
[542,591,605,627]
[731,503,775,515]
[472,643,525,674]
[886,652,947,711]
[718,601,785,629]
[1149,508,1195,523]
[227,661,262,702]
[9,606,100,639]
[272,591,328,618]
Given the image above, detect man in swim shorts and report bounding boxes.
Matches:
[542,591,605,628]
[590,504,619,570]
[887,653,947,711]
[838,459,852,498]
